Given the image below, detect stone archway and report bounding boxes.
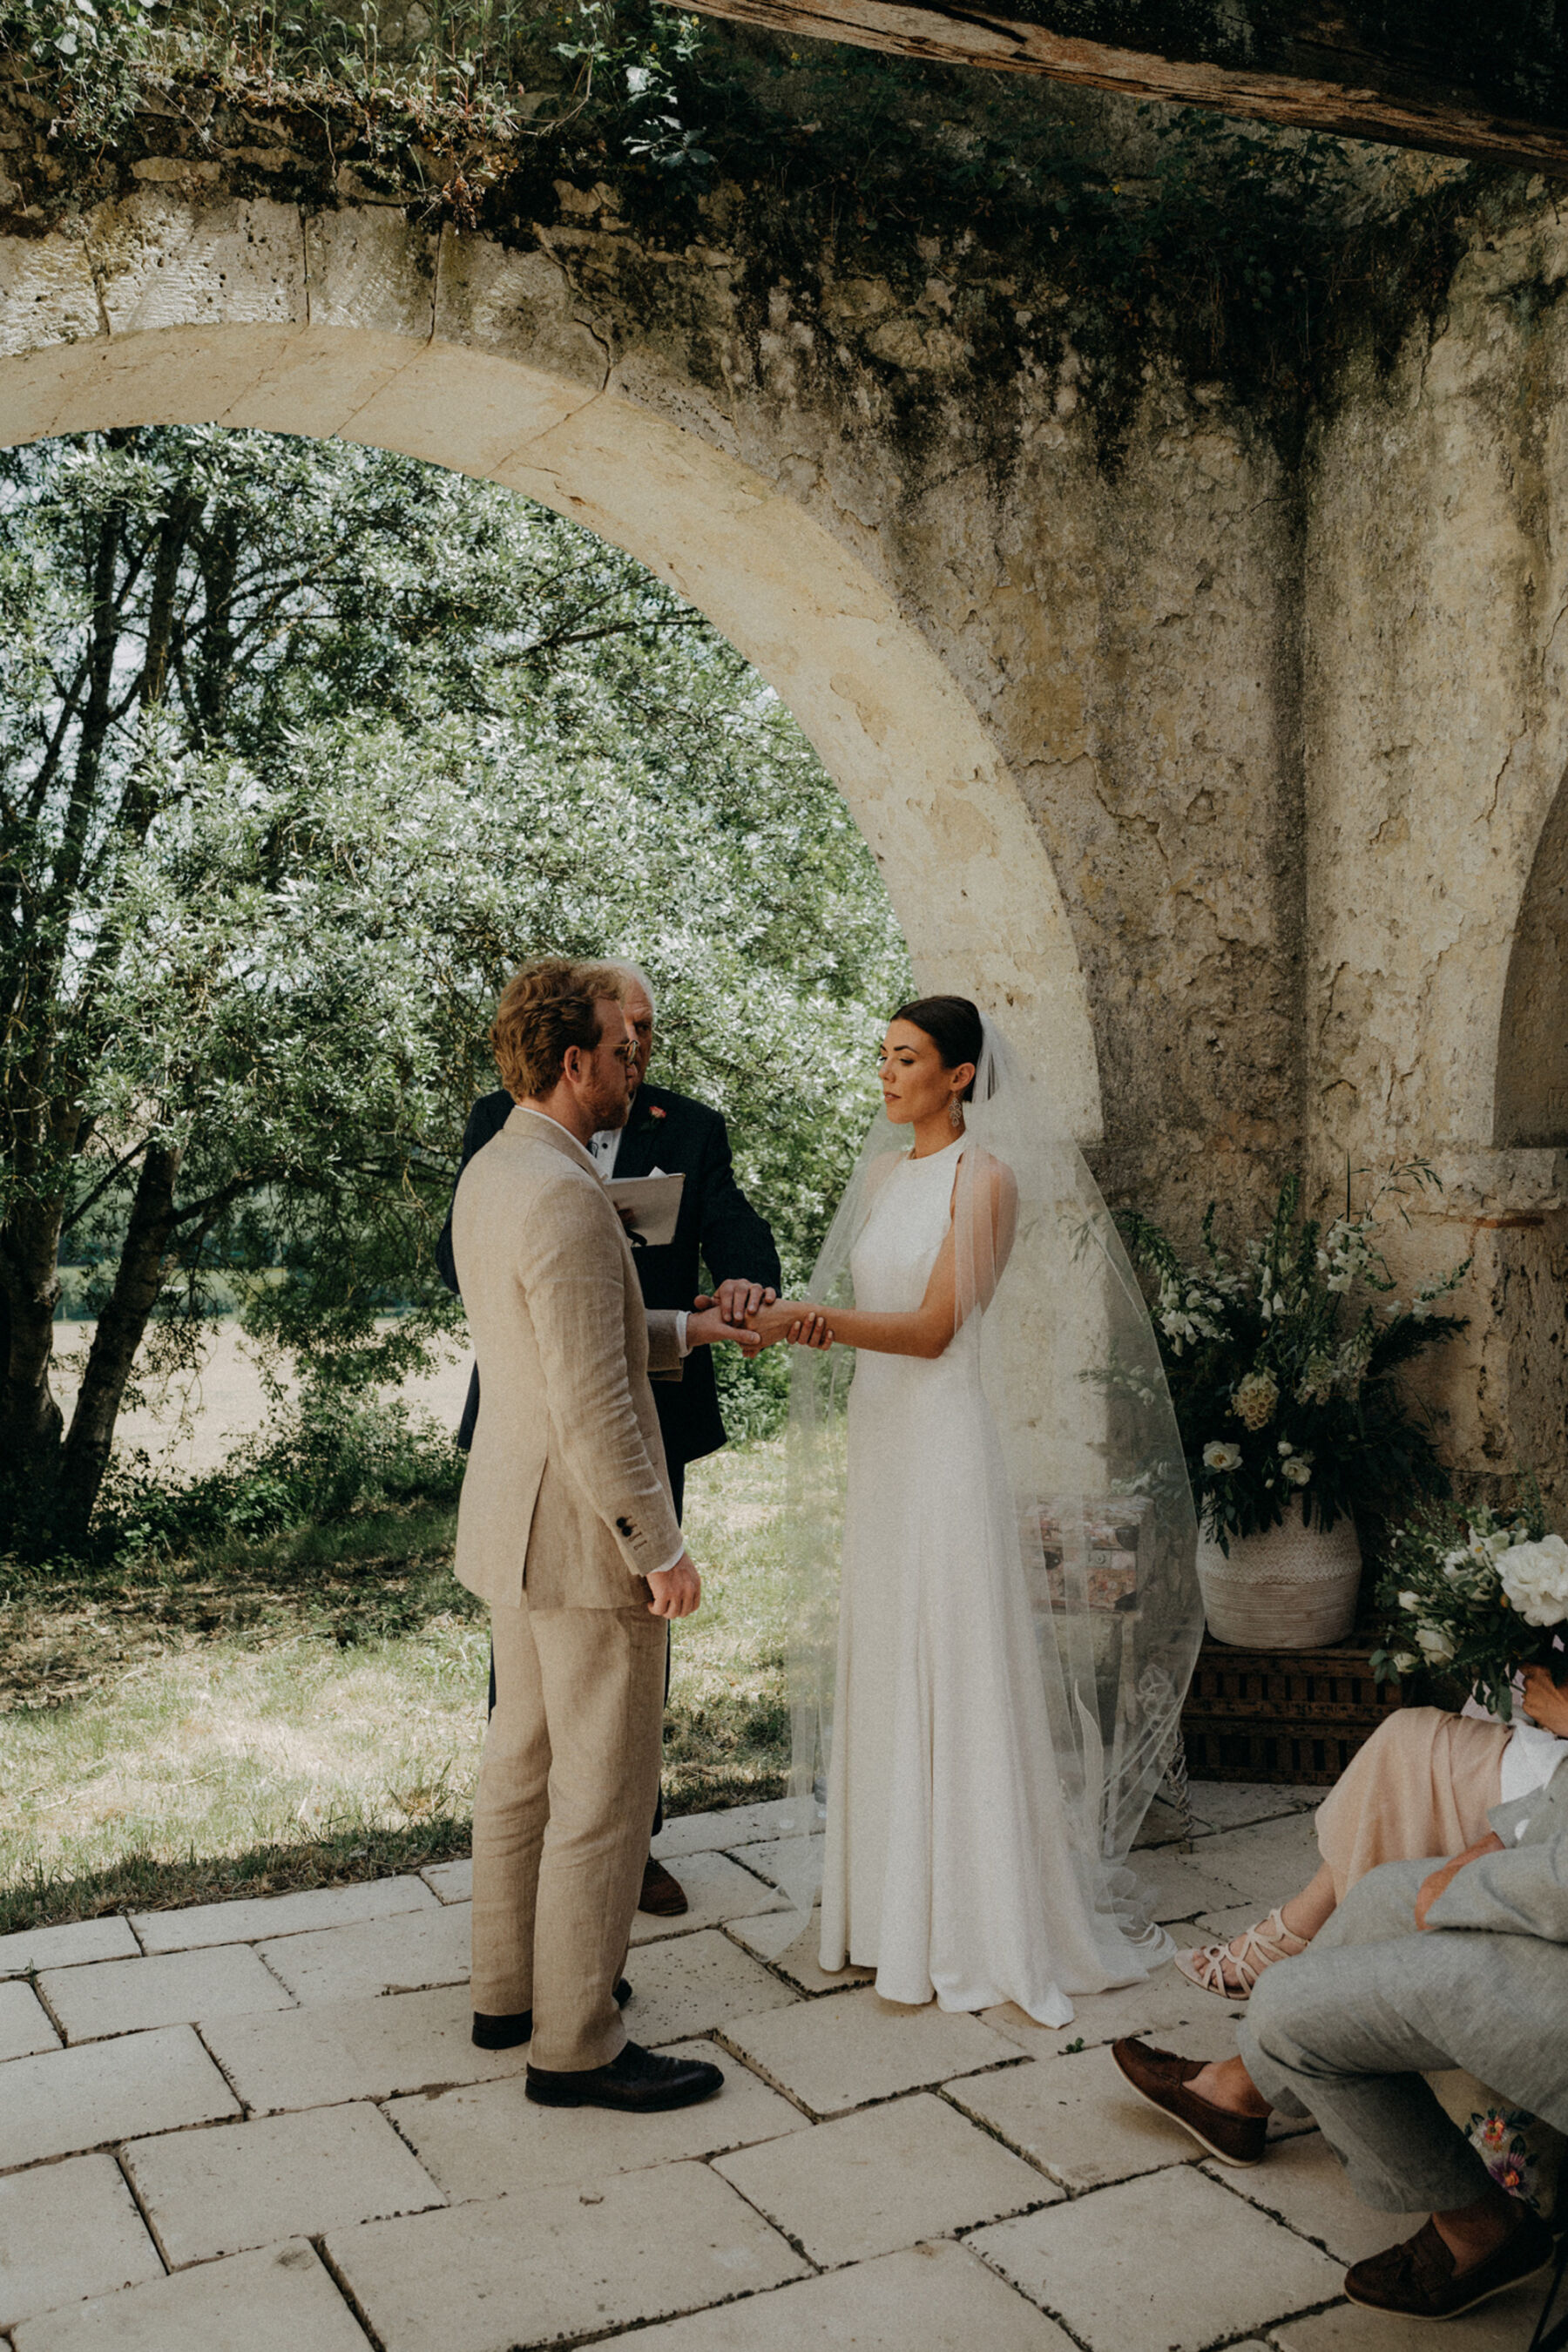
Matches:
[0,205,1100,1138]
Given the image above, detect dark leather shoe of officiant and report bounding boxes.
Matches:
[525,2040,723,2112]
[472,1978,631,2051]
[1344,2213,1555,2321]
[639,1855,689,1916]
[1111,2036,1268,2167]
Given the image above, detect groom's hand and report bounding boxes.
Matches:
[686,1303,763,1357]
[646,1551,702,1619]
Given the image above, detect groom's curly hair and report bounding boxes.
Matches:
[492,958,625,1099]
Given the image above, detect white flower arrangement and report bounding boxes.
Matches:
[1374,1488,1563,1717]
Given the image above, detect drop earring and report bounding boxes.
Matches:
[949,1096,963,1131]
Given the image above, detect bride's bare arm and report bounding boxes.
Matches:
[749,1156,1016,1360]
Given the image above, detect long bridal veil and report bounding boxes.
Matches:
[764,1012,1203,1965]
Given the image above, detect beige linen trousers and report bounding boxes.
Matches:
[452,1106,686,2070]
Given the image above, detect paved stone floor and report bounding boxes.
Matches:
[0,1785,1548,2349]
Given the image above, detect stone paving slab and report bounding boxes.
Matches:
[1203,2136,1428,2268]
[1270,2281,1551,2350]
[981,1969,1244,2058]
[1126,1845,1252,1923]
[124,2099,445,2268]
[0,2024,240,2172]
[259,1899,471,2004]
[10,2240,371,2352]
[200,1981,527,2116]
[420,1856,472,1903]
[726,1906,875,1995]
[624,2241,1078,2350]
[1188,1809,1323,1905]
[624,1928,799,2045]
[714,2088,1051,2266]
[132,1873,438,1954]
[627,1850,787,1944]
[970,2162,1344,2352]
[39,1943,293,2044]
[1186,1781,1320,1834]
[388,2038,808,2199]
[0,2153,162,2332]
[650,1799,808,1861]
[0,1917,139,1979]
[328,2158,809,2352]
[720,1985,1018,2116]
[0,1980,60,2062]
[946,2043,1210,2192]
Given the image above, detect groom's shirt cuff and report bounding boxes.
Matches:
[650,1537,686,1579]
[675,1312,689,1355]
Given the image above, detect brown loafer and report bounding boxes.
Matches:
[1110,2036,1268,2167]
[1345,2213,1555,2321]
[639,1856,689,1916]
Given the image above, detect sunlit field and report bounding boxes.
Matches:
[0,1440,790,1932]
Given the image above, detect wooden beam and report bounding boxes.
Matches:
[679,0,1568,175]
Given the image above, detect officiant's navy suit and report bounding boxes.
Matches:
[436,1079,781,1514]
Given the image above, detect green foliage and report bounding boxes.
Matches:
[1118,1167,1470,1547]
[94,1388,466,1559]
[0,422,909,1544]
[1370,1484,1558,1718]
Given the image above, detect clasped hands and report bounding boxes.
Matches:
[686,1280,834,1356]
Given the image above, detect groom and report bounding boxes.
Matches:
[438,960,782,1915]
[451,957,737,2112]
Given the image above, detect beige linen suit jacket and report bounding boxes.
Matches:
[451,1105,685,1611]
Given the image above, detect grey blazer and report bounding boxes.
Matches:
[1416,1754,1568,2132]
[450,1107,686,1612]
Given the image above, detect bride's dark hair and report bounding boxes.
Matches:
[890,994,985,1101]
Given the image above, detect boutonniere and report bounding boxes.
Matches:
[648,1104,666,1122]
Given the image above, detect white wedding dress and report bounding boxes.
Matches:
[818,1135,1145,2021]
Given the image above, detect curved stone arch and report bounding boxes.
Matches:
[1496,761,1568,1148]
[0,205,1101,1134]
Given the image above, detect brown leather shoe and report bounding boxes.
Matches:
[639,1855,689,1916]
[1345,2213,1555,2321]
[1110,2036,1268,2167]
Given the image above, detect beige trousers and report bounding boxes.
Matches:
[1315,1706,1510,1903]
[470,1594,666,2072]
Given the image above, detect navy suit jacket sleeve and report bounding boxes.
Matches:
[693,1109,781,1294]
[436,1090,513,1297]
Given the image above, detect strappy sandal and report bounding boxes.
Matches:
[1173,1906,1309,2001]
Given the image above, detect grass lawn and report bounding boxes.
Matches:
[0,1439,790,1936]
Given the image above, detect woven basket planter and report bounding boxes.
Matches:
[1197,1514,1363,1650]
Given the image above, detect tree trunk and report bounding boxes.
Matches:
[0,1194,68,1538]
[56,1139,180,1545]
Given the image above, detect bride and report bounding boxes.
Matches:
[748,997,1203,2022]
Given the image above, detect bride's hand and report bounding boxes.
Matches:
[747,1300,834,1349]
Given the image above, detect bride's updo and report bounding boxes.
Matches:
[890,995,984,1101]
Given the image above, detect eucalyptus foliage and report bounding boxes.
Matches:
[0,423,908,1548]
[1119,1169,1470,1549]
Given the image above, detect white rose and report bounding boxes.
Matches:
[1393,1652,1420,1676]
[1203,1441,1243,1473]
[1396,1590,1423,1612]
[1497,1534,1568,1628]
[1281,1456,1312,1487]
[1416,1625,1456,1664]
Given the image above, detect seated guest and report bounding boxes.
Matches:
[1177,1665,1568,1997]
[1114,1758,1567,2322]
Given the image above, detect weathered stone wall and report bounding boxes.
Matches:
[1,88,1565,1503]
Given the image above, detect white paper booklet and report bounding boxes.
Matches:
[605,1170,685,1247]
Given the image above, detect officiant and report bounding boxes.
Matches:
[436,961,782,1916]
